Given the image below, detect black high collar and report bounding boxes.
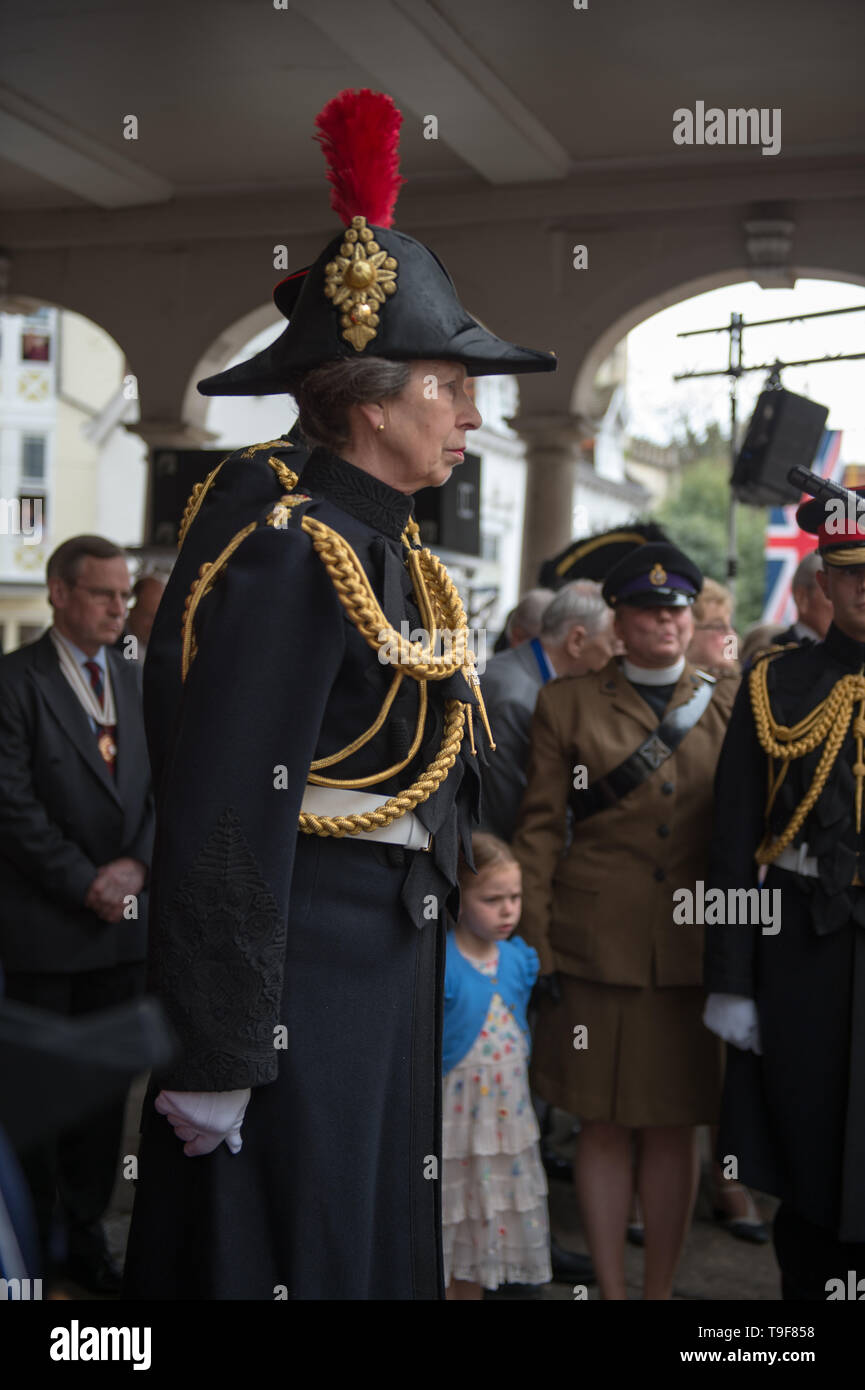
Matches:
[824,622,865,671]
[300,448,415,543]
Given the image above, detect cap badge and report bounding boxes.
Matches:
[324,216,399,351]
[649,563,667,586]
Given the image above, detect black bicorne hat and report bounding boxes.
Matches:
[602,541,703,609]
[538,521,671,589]
[198,90,557,397]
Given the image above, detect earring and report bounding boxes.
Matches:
[377,424,385,431]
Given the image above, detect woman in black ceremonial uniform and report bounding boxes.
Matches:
[122,89,556,1300]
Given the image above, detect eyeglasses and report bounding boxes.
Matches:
[694,622,734,632]
[73,584,133,605]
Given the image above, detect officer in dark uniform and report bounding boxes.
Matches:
[122,89,556,1301]
[705,488,865,1298]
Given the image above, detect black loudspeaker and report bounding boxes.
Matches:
[149,449,223,547]
[732,389,828,507]
[412,451,481,555]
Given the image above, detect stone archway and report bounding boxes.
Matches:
[180,302,283,440]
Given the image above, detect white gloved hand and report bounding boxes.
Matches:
[703,994,762,1055]
[155,1088,251,1157]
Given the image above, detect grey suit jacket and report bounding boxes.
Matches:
[0,633,154,973]
[479,642,547,841]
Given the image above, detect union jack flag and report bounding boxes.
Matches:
[762,430,844,624]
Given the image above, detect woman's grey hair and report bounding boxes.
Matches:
[291,357,412,452]
[541,580,609,643]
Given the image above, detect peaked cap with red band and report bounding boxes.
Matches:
[797,487,865,566]
[198,89,556,396]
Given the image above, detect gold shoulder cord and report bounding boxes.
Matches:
[180,496,496,840]
[177,441,299,551]
[749,650,865,862]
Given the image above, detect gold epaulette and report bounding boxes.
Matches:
[750,641,800,666]
[749,655,865,863]
[176,438,300,551]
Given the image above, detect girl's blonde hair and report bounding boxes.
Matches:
[457,832,519,893]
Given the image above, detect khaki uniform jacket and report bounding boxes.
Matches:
[512,658,737,986]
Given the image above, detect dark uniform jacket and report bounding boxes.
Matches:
[142,445,484,1092]
[478,640,546,841]
[0,633,153,973]
[706,622,865,1239]
[125,443,485,1299]
[514,657,737,985]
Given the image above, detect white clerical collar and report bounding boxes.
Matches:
[621,655,685,686]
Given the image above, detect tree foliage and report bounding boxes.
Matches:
[654,426,767,628]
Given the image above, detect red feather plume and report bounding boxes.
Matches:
[314,89,405,229]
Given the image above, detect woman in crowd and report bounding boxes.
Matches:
[513,542,737,1299]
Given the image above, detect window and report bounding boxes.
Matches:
[480,531,500,562]
[21,308,52,363]
[18,493,46,535]
[21,435,46,481]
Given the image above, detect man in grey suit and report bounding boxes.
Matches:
[0,535,154,1292]
[480,581,615,841]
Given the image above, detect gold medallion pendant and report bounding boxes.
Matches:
[97,731,117,763]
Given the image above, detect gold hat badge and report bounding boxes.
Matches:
[324,217,398,351]
[649,563,667,586]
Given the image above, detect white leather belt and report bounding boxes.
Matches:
[300,786,432,851]
[774,843,818,877]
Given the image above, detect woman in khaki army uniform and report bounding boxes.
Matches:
[513,543,737,1300]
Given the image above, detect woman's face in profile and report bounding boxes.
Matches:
[373,360,482,493]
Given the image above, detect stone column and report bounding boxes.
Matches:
[508,411,586,595]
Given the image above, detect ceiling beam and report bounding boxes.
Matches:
[0,85,174,209]
[293,0,570,184]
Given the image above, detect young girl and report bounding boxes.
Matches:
[443,833,552,1298]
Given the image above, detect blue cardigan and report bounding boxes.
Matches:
[442,931,540,1076]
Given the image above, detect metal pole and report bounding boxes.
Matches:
[726,313,742,600]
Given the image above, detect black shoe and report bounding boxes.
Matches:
[64,1250,123,1295]
[542,1148,573,1183]
[712,1184,770,1245]
[713,1210,770,1244]
[550,1239,595,1284]
[626,1221,645,1247]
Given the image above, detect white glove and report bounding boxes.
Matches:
[703,994,762,1055]
[155,1088,251,1157]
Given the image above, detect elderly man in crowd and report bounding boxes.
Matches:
[777,550,833,647]
[491,586,555,654]
[480,581,616,843]
[0,535,153,1293]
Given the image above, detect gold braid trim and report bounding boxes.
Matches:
[300,514,469,678]
[299,699,466,837]
[178,461,226,551]
[180,523,257,682]
[177,445,298,551]
[749,655,865,862]
[180,505,484,839]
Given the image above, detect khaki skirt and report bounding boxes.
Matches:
[530,973,723,1128]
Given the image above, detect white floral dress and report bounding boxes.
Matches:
[442,950,552,1289]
